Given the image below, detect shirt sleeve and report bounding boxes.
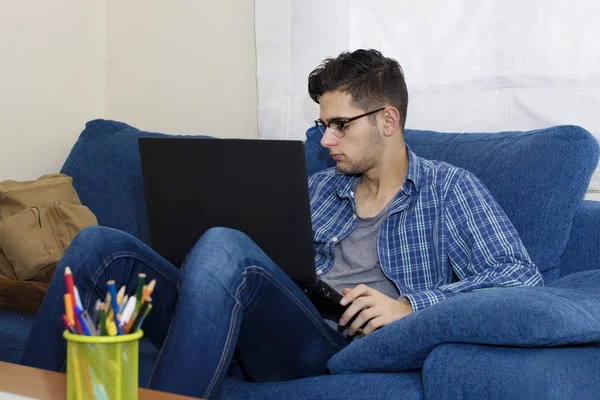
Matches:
[404,171,543,312]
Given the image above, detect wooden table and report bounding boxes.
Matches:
[0,361,201,399]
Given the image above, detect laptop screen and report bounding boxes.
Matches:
[138,137,317,284]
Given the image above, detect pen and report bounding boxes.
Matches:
[81,310,98,336]
[75,306,91,336]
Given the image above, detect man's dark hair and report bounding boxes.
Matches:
[308,49,409,129]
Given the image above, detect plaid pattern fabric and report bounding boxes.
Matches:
[308,146,543,312]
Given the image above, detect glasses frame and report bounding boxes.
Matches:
[314,107,385,138]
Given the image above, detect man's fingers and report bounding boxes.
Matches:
[361,316,386,336]
[340,283,371,306]
[339,295,373,326]
[347,308,376,336]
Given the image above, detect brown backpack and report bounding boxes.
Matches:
[0,174,97,314]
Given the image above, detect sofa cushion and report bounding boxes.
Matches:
[220,372,423,400]
[422,343,600,400]
[327,269,600,375]
[61,120,210,244]
[305,125,599,283]
[0,309,36,364]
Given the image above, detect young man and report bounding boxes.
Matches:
[20,49,542,399]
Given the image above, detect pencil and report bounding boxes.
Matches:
[141,279,156,305]
[64,294,75,326]
[116,286,126,305]
[64,267,82,334]
[135,273,146,314]
[107,280,123,335]
[64,267,76,308]
[98,303,108,336]
[62,314,77,334]
[135,303,153,332]
[130,297,151,332]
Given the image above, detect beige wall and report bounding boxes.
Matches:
[0,1,106,181]
[0,1,258,181]
[105,0,258,137]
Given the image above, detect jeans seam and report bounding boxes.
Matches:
[148,279,181,389]
[206,265,344,397]
[75,251,179,383]
[204,278,246,398]
[81,251,179,308]
[244,266,345,351]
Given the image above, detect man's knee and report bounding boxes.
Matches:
[200,227,252,246]
[182,227,255,282]
[65,226,143,263]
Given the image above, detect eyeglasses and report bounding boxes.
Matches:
[314,107,385,139]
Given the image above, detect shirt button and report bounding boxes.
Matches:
[316,269,323,276]
[352,214,357,220]
[350,191,355,198]
[332,237,338,242]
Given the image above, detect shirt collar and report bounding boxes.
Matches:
[336,144,423,198]
[404,144,422,193]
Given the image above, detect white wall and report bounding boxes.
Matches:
[0,1,106,181]
[0,1,258,182]
[105,0,258,138]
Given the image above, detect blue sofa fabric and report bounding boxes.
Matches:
[61,119,210,245]
[305,125,600,283]
[559,200,600,278]
[0,120,598,400]
[327,269,600,374]
[423,343,600,400]
[221,372,423,400]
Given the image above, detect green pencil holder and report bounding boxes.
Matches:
[63,330,143,400]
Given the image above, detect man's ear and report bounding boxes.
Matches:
[382,107,400,137]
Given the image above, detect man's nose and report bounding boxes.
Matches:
[320,128,339,148]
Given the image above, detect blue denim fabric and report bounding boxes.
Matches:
[20,226,346,399]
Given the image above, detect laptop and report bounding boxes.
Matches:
[138,137,347,318]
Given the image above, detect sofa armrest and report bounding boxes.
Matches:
[422,343,600,400]
[559,200,600,278]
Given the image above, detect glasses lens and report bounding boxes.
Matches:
[330,121,345,138]
[315,121,326,134]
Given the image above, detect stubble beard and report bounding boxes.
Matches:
[336,124,383,175]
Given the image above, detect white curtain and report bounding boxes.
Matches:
[255,0,600,199]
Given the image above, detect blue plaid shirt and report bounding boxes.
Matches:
[308,146,543,312]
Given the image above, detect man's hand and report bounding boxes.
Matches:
[339,284,413,337]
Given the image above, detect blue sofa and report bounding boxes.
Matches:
[1,119,600,399]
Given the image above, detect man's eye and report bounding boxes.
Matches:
[331,121,345,131]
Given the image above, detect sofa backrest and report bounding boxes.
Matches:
[61,119,210,245]
[305,125,599,283]
[62,120,598,284]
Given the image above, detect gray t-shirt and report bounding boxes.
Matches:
[322,183,401,334]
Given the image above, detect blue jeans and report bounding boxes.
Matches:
[20,226,347,399]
